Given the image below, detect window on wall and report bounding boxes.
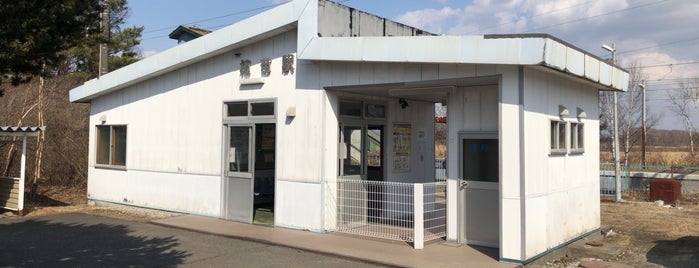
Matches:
[96,125,127,166]
[571,122,584,153]
[225,101,276,118]
[550,120,566,154]
[339,100,386,119]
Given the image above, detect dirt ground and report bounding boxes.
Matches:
[597,194,699,268]
[4,185,699,267]
[2,185,178,222]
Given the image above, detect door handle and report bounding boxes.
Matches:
[459,180,468,189]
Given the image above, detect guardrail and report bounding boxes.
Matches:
[336,178,447,249]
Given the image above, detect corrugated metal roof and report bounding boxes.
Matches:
[0,126,46,133]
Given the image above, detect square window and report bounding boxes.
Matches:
[96,125,127,166]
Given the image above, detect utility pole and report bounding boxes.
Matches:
[98,2,109,77]
[641,81,647,166]
[602,43,621,202]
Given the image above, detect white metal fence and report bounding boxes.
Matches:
[435,158,446,182]
[336,178,447,249]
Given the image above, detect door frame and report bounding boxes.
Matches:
[338,121,386,181]
[220,99,277,224]
[222,123,255,223]
[457,131,500,247]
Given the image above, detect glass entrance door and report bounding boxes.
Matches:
[223,125,254,223]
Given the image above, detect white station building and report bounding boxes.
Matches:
[70,0,628,263]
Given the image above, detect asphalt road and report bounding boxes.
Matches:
[0,212,384,267]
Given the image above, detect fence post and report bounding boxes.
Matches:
[413,183,424,249]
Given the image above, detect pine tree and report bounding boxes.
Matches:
[0,0,101,96]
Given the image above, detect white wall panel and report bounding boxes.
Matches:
[501,197,523,261]
[275,179,322,231]
[521,67,601,259]
[87,167,221,216]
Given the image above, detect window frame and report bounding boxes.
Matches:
[550,120,567,155]
[224,99,277,121]
[570,122,584,153]
[338,99,386,120]
[95,125,127,168]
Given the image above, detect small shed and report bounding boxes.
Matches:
[0,126,45,216]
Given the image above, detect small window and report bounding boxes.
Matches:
[571,122,584,153]
[225,101,276,118]
[226,102,247,117]
[250,102,274,116]
[365,104,386,119]
[550,120,566,154]
[96,125,127,166]
[339,101,362,117]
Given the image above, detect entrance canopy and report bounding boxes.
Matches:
[0,126,45,215]
[326,76,500,103]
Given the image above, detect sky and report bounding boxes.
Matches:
[126,0,699,131]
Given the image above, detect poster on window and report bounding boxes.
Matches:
[393,123,411,172]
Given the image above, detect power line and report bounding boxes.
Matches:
[140,1,290,36]
[468,0,600,34]
[625,61,699,69]
[522,0,669,33]
[617,36,699,55]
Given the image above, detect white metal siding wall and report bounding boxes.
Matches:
[521,67,600,259]
[87,30,312,217]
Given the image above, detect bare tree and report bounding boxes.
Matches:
[599,63,657,163]
[667,79,699,155]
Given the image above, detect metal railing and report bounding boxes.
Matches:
[336,178,447,249]
[600,163,629,196]
[600,163,699,198]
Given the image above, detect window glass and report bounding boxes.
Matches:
[113,126,127,165]
[97,126,110,164]
[550,121,557,150]
[550,120,567,154]
[577,124,584,149]
[250,102,274,116]
[229,126,250,172]
[570,122,584,152]
[339,101,362,117]
[462,138,499,182]
[558,122,566,150]
[227,102,247,117]
[96,125,127,166]
[365,104,386,119]
[342,126,363,175]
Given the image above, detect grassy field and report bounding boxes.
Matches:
[601,150,699,167]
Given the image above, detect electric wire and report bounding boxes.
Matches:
[467,0,601,34]
[140,1,291,36]
[521,0,669,33]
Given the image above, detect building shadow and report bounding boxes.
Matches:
[0,213,189,267]
[646,236,699,268]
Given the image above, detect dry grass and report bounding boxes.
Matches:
[435,144,446,158]
[601,150,699,166]
[602,196,699,240]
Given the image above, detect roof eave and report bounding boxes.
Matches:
[297,35,629,91]
[70,0,311,103]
